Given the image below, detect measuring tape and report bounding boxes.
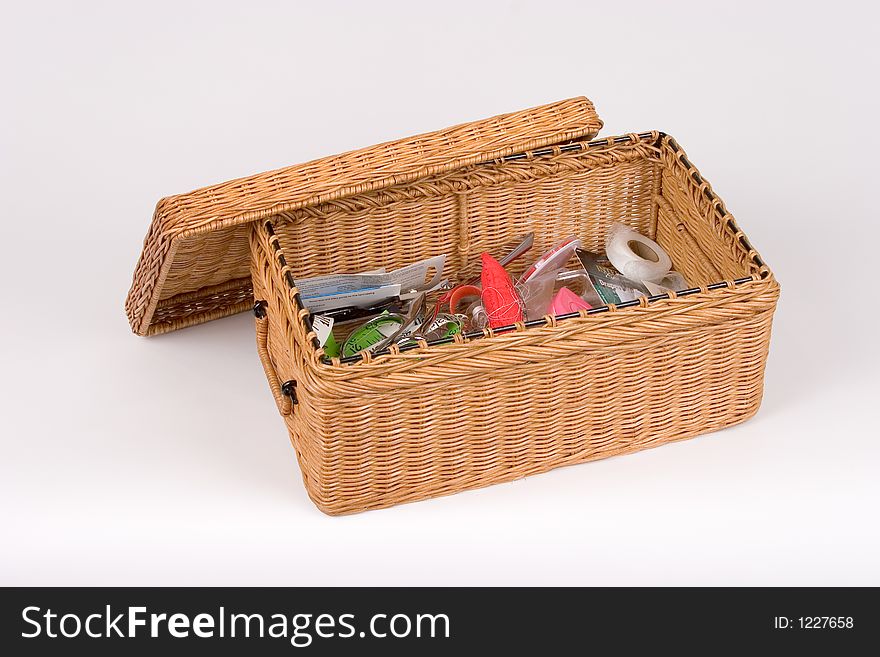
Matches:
[341,313,405,358]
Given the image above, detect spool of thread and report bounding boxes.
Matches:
[605,224,672,283]
[465,302,488,329]
[448,285,483,315]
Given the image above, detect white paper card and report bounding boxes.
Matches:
[302,284,402,313]
[295,255,446,302]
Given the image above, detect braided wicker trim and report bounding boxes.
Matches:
[265,133,775,375]
[148,278,254,336]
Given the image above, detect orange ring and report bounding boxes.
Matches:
[448,285,482,315]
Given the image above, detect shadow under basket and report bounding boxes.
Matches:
[127,97,779,514]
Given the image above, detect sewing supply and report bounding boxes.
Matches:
[461,301,488,330]
[642,271,689,295]
[411,313,462,343]
[518,235,581,284]
[553,269,592,298]
[461,232,535,287]
[300,283,401,314]
[657,270,688,291]
[517,263,593,321]
[319,297,403,323]
[662,271,688,290]
[311,314,340,358]
[436,232,535,319]
[369,293,427,353]
[400,275,449,301]
[448,285,483,315]
[480,252,523,328]
[576,249,650,305]
[296,254,446,312]
[341,312,405,357]
[516,276,556,321]
[550,287,592,316]
[605,223,672,283]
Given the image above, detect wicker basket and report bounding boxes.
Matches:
[127,97,779,515]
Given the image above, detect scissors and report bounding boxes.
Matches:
[368,293,427,353]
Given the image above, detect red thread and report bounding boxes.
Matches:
[480,253,523,328]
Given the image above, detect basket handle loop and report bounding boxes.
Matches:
[254,302,293,417]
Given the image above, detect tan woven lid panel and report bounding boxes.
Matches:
[127,97,603,335]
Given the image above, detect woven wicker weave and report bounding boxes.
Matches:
[126,97,602,336]
[129,97,778,514]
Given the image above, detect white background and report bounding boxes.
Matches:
[2,0,878,586]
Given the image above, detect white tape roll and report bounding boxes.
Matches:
[605,223,672,283]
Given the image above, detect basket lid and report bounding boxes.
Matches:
[126,96,602,335]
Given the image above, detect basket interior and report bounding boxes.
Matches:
[269,133,758,353]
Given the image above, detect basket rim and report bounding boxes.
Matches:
[261,131,775,368]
